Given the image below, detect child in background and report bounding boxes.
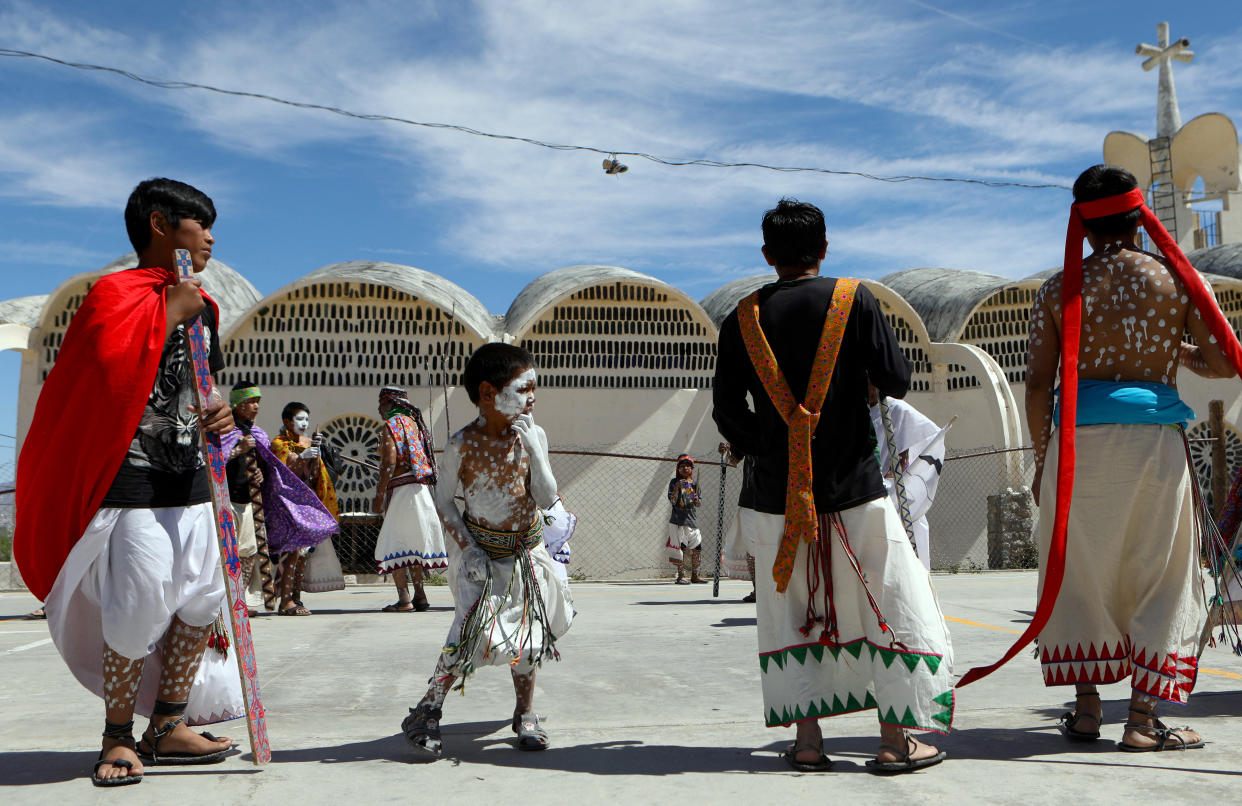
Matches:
[666,455,707,584]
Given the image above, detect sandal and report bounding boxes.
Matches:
[782,742,832,772]
[413,595,431,612]
[512,712,549,751]
[382,602,415,613]
[401,704,444,762]
[1118,706,1205,752]
[866,733,946,774]
[91,720,143,787]
[278,604,312,616]
[742,591,756,603]
[1058,690,1101,741]
[137,715,231,765]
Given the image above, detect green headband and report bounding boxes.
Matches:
[229,387,261,407]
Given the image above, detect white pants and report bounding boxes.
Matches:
[46,503,244,725]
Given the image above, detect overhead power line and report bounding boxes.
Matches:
[0,47,1070,191]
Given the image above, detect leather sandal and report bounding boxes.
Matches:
[1118,706,1204,752]
[782,742,832,772]
[512,712,549,751]
[137,715,231,765]
[866,733,947,774]
[402,704,444,762]
[91,720,143,787]
[1058,690,1101,741]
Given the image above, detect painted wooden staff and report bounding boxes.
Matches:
[175,249,271,765]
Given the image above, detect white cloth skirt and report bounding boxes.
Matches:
[1037,424,1207,703]
[45,503,244,726]
[375,481,448,573]
[443,538,575,676]
[750,497,954,733]
[303,537,345,593]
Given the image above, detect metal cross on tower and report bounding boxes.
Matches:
[1136,22,1194,240]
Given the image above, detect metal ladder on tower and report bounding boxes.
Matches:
[1148,136,1178,243]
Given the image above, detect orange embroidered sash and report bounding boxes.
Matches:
[737,278,859,592]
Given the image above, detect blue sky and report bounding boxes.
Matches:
[1,0,1241,475]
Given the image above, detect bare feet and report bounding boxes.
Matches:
[96,737,143,782]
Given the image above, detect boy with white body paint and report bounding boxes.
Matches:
[401,343,574,762]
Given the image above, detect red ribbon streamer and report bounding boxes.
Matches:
[957,186,1242,688]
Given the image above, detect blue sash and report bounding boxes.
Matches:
[1053,379,1195,427]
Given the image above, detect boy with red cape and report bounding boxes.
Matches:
[15,178,243,786]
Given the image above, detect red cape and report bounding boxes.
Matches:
[14,267,218,601]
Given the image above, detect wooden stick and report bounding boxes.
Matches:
[174,249,271,765]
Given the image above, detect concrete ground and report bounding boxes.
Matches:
[2,571,1241,805]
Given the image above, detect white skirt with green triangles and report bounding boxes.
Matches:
[745,498,954,733]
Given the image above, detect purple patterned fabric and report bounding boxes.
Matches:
[219,424,337,551]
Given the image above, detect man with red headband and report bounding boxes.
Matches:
[1017,165,1237,751]
[16,178,242,787]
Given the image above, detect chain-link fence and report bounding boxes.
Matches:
[327,445,1042,579]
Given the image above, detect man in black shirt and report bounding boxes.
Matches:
[713,199,953,774]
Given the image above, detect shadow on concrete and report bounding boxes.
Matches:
[252,606,455,617]
[0,749,257,786]
[1031,689,1242,721]
[711,617,757,628]
[632,600,732,606]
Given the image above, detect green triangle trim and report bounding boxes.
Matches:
[768,707,782,726]
[932,708,952,728]
[900,706,919,727]
[877,646,898,668]
[900,652,922,673]
[790,646,808,665]
[819,699,832,717]
[792,703,806,721]
[932,690,954,707]
[759,654,770,674]
[867,644,878,659]
[831,694,846,714]
[863,690,878,709]
[828,645,841,660]
[880,706,901,724]
[809,644,825,663]
[845,692,864,712]
[773,652,785,670]
[922,654,942,674]
[844,641,864,659]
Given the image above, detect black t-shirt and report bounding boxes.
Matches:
[713,276,911,515]
[667,477,699,528]
[101,305,226,508]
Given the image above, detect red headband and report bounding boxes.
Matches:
[959,186,1242,688]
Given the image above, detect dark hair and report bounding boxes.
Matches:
[231,378,258,391]
[124,178,217,253]
[762,198,826,269]
[1073,165,1141,237]
[462,343,534,404]
[281,401,309,422]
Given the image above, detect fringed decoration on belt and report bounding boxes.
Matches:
[447,514,560,687]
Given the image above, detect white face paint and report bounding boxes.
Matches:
[292,412,311,435]
[494,368,537,418]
